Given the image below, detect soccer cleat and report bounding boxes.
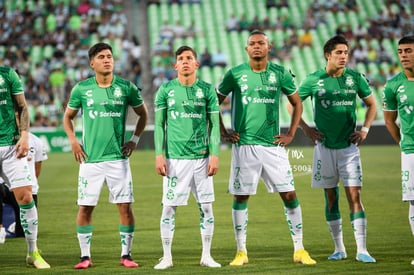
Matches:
[293,249,317,265]
[200,256,221,267]
[120,254,139,268]
[154,257,173,270]
[328,251,347,260]
[229,251,248,266]
[74,256,93,269]
[356,253,376,263]
[26,250,51,269]
[0,227,6,244]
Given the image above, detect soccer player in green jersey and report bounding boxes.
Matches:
[63,42,148,269]
[298,35,377,263]
[153,46,221,269]
[0,66,50,268]
[217,30,316,266]
[383,35,414,265]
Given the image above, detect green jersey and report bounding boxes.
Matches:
[382,72,414,153]
[67,76,144,162]
[154,78,220,159]
[0,67,24,146]
[218,62,296,146]
[299,68,372,149]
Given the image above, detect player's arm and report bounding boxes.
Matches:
[207,107,220,176]
[154,107,167,176]
[122,104,148,157]
[217,93,239,143]
[383,110,400,144]
[35,161,42,178]
[13,93,30,158]
[275,92,302,146]
[63,107,87,163]
[350,94,377,145]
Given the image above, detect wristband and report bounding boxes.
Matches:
[130,135,140,144]
[360,126,369,133]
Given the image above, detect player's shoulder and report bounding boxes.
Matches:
[344,67,364,79]
[113,75,133,87]
[267,62,286,73]
[196,79,213,90]
[385,72,406,89]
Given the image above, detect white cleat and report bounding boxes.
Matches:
[200,256,221,268]
[154,257,173,270]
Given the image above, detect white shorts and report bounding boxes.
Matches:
[228,145,295,195]
[162,158,215,206]
[77,159,134,206]
[402,152,414,201]
[312,142,362,188]
[0,145,32,190]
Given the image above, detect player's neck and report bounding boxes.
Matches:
[178,74,196,86]
[325,66,344,77]
[249,59,267,72]
[95,73,113,88]
[404,68,414,80]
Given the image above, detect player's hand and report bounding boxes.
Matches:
[207,155,219,176]
[15,132,29,159]
[303,127,323,144]
[350,131,367,146]
[122,141,137,157]
[221,129,240,143]
[155,155,167,176]
[274,134,294,147]
[71,142,88,163]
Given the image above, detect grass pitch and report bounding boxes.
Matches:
[1,145,412,274]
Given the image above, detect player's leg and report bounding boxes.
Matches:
[198,202,221,267]
[117,203,138,268]
[107,160,138,268]
[400,153,414,264]
[325,187,347,260]
[230,195,249,266]
[261,145,315,265]
[192,158,220,267]
[340,145,375,263]
[4,150,50,269]
[74,162,104,269]
[154,205,176,270]
[228,145,260,266]
[0,184,5,244]
[155,159,192,269]
[74,205,94,269]
[344,186,375,262]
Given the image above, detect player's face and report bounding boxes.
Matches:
[398,44,414,70]
[245,34,271,60]
[175,50,199,77]
[326,44,348,69]
[90,49,114,75]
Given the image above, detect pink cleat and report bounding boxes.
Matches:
[74,256,92,269]
[120,254,139,268]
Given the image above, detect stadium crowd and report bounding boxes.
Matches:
[0,0,412,127]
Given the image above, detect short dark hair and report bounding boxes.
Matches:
[323,35,348,56]
[249,29,267,37]
[399,36,414,45]
[88,42,113,60]
[175,45,197,59]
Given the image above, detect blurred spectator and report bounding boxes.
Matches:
[199,48,212,68]
[153,71,169,90]
[226,14,239,32]
[299,28,313,48]
[212,49,228,68]
[49,65,66,103]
